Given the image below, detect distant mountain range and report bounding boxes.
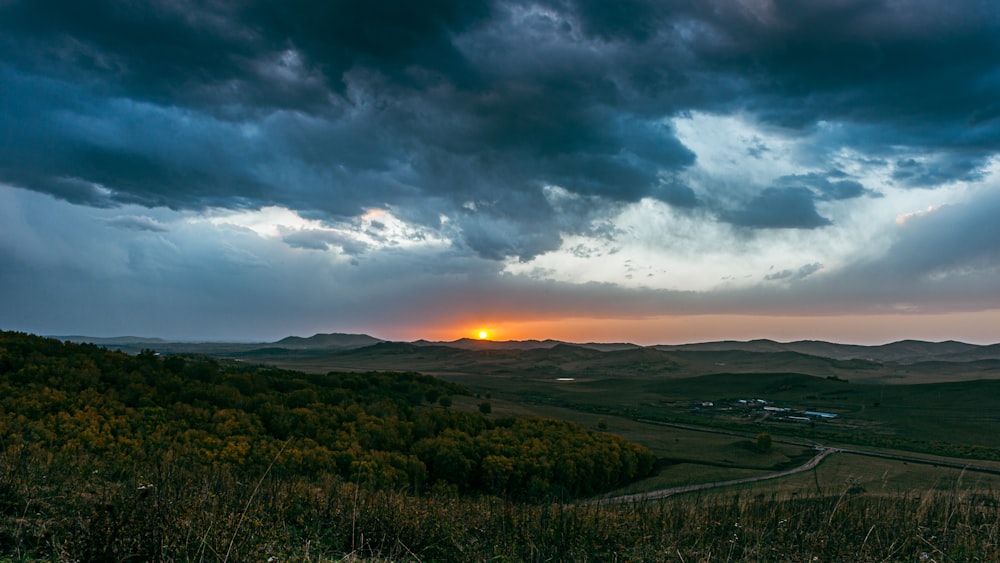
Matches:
[417,336,997,363]
[43,332,1000,385]
[53,332,1000,366]
[650,338,987,363]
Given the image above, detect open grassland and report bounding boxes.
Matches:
[448,400,1000,514]
[624,451,1000,502]
[237,341,1000,385]
[439,369,1000,459]
[773,452,1000,497]
[446,373,1000,499]
[5,449,1000,562]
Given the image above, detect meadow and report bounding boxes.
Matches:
[5,447,1000,561]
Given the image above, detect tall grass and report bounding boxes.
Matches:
[3,449,1000,561]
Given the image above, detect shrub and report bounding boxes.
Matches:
[755,432,772,453]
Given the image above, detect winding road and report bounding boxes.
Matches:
[587,447,836,505]
[585,421,1000,506]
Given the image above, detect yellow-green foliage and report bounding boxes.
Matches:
[0,331,653,499]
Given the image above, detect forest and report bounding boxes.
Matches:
[0,331,654,498]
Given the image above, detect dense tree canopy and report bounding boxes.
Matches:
[0,331,654,499]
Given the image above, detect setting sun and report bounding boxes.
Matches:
[477,330,489,340]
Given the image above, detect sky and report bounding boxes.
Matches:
[2,0,1000,345]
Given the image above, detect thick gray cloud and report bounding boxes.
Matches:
[728,187,832,229]
[3,0,995,262]
[877,190,1000,279]
[775,173,876,201]
[891,156,989,188]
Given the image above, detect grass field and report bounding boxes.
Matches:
[446,371,1000,501]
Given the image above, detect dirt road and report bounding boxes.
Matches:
[587,438,1000,506]
[586,447,836,505]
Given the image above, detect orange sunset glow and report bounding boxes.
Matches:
[410,309,1000,347]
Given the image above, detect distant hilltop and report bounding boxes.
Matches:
[275,333,384,349]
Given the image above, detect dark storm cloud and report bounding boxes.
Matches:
[0,0,998,262]
[774,173,876,201]
[246,0,492,94]
[572,0,661,42]
[695,0,1000,126]
[459,214,564,261]
[728,187,832,229]
[681,0,1000,185]
[891,156,989,188]
[651,177,699,208]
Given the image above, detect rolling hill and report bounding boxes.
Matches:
[52,332,1000,384]
[651,338,986,363]
[275,333,384,349]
